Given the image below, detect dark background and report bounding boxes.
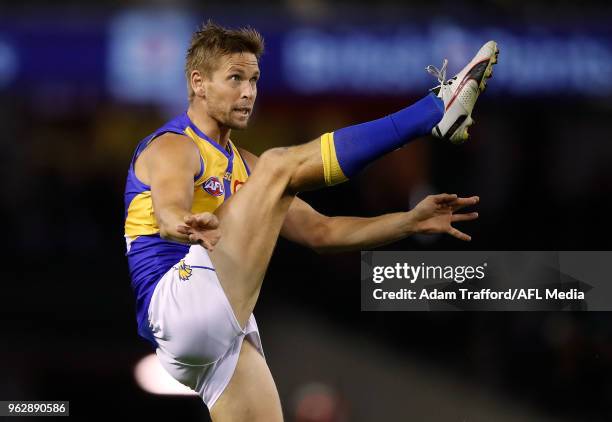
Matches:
[1,1,612,421]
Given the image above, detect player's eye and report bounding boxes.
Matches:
[230,74,241,81]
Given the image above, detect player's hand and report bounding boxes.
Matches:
[177,212,221,250]
[411,194,479,241]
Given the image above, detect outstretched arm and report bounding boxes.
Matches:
[284,193,478,253]
[238,148,479,253]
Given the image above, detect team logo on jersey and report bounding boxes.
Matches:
[177,260,193,281]
[203,176,224,197]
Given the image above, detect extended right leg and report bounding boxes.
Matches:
[202,39,499,325]
[209,93,446,326]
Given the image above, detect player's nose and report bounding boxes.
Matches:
[241,82,256,99]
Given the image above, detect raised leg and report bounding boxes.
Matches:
[208,140,324,327]
[203,93,445,326]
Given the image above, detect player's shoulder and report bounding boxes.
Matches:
[148,132,198,154]
[139,132,200,170]
[236,146,259,167]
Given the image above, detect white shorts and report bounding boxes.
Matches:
[147,245,264,409]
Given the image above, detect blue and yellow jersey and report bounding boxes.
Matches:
[124,112,251,344]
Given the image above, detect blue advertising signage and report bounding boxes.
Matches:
[1,10,611,107]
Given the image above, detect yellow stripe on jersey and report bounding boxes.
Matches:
[125,191,158,238]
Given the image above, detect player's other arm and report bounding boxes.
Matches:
[282,199,419,253]
[239,148,478,253]
[141,133,219,248]
[284,194,479,253]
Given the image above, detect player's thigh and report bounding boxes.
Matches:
[210,340,283,422]
[209,150,296,325]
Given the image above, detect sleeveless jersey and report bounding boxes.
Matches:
[123,112,251,344]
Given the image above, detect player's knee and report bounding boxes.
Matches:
[258,147,296,181]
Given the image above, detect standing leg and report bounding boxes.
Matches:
[210,340,283,422]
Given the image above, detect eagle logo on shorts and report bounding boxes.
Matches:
[177,260,193,281]
[203,176,224,197]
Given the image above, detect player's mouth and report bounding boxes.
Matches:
[233,107,251,117]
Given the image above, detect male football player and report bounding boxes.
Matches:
[124,21,498,421]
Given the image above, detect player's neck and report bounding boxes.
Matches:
[187,107,231,149]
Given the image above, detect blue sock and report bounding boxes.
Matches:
[332,93,443,179]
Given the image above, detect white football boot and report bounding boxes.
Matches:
[427,40,499,144]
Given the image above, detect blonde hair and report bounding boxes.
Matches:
[185,20,265,100]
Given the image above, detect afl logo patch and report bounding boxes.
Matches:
[203,176,224,197]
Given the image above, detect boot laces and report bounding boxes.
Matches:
[426,59,448,85]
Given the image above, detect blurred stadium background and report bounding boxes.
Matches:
[1,0,612,420]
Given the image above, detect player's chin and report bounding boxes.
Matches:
[227,117,250,130]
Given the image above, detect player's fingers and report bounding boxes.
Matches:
[190,237,212,250]
[189,230,220,249]
[185,214,205,228]
[195,212,220,229]
[176,224,192,235]
[184,214,196,226]
[204,229,220,243]
[448,226,472,241]
[451,212,479,222]
[201,233,220,251]
[452,196,479,211]
[433,193,458,204]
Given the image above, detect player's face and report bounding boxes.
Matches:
[205,52,260,130]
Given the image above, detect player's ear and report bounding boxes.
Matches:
[190,70,206,98]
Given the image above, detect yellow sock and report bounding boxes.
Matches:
[320,132,348,186]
